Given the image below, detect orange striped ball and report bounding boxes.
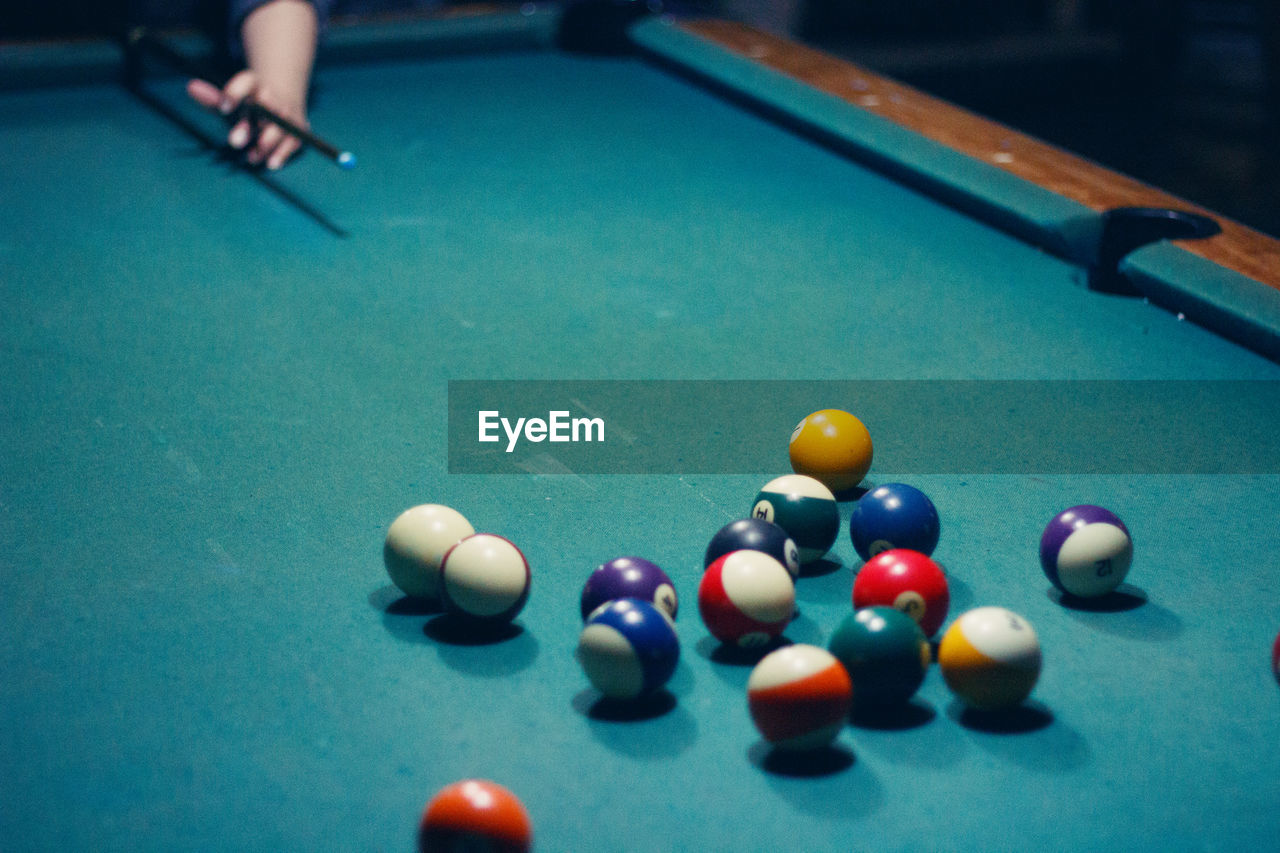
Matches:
[747,644,853,751]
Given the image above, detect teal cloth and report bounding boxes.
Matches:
[2,15,1279,852]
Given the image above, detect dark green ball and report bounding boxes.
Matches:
[828,606,930,708]
[751,474,840,564]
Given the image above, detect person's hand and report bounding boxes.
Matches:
[186,71,308,170]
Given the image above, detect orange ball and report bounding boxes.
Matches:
[788,409,873,493]
[418,779,532,853]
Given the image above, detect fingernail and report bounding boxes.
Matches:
[228,125,249,148]
[219,99,234,115]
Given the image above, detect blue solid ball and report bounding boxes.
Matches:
[577,598,680,700]
[849,483,941,561]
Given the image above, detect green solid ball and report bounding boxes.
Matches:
[751,474,840,564]
[828,606,931,708]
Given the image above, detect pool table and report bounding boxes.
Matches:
[2,5,1279,851]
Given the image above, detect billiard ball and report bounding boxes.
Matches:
[698,550,795,649]
[577,598,679,700]
[384,504,475,600]
[938,607,1041,711]
[853,548,950,637]
[580,556,677,621]
[788,408,873,493]
[1039,504,1133,598]
[751,474,840,564]
[418,779,532,853]
[704,518,801,579]
[1273,630,1279,684]
[747,644,853,751]
[849,482,940,560]
[827,606,931,708]
[439,534,531,623]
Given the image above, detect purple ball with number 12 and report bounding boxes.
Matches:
[1039,505,1133,599]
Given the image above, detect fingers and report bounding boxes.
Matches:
[186,71,256,116]
[265,136,302,171]
[228,118,252,151]
[184,69,308,170]
[243,114,305,169]
[186,78,225,111]
[248,121,284,167]
[221,70,259,113]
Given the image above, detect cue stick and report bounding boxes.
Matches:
[125,26,356,170]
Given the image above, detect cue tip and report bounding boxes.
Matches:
[337,151,357,170]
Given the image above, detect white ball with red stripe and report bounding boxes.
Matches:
[439,534,531,623]
[698,550,795,648]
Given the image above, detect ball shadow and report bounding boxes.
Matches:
[573,688,698,760]
[696,634,791,667]
[833,483,872,503]
[373,585,443,645]
[424,613,525,646]
[851,698,937,731]
[572,688,678,722]
[369,584,444,616]
[385,596,443,617]
[748,741,856,777]
[948,700,1055,734]
[938,569,975,614]
[798,557,845,579]
[1050,584,1148,613]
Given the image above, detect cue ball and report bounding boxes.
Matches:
[853,548,950,638]
[384,504,475,600]
[849,482,941,560]
[747,644,853,751]
[418,779,532,853]
[827,606,931,708]
[579,556,677,621]
[577,598,680,700]
[938,607,1042,711]
[788,408,873,493]
[1039,504,1133,598]
[439,534,531,623]
[705,518,801,579]
[698,550,796,649]
[751,474,840,564]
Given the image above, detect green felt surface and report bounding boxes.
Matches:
[2,14,1280,852]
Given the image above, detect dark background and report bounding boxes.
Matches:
[3,0,1276,239]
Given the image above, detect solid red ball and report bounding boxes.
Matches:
[418,779,532,853]
[853,548,950,638]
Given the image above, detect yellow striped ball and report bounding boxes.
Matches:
[938,607,1041,710]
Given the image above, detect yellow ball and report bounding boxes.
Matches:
[938,607,1042,710]
[787,409,873,493]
